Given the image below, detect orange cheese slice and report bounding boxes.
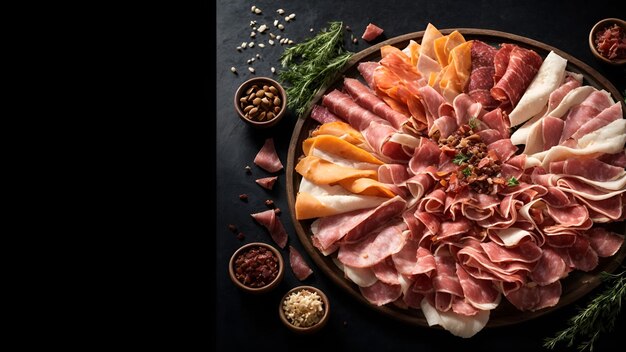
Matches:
[312,121,365,146]
[302,135,384,165]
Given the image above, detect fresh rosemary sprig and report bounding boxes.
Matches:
[506,176,519,187]
[452,153,469,165]
[279,21,353,116]
[543,269,625,351]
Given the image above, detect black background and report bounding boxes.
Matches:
[215,1,625,351]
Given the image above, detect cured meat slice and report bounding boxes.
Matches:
[421,298,490,338]
[358,61,379,89]
[467,40,499,110]
[311,196,406,252]
[337,221,408,268]
[362,23,384,42]
[250,209,288,248]
[456,263,501,310]
[322,89,389,131]
[491,44,543,111]
[487,139,517,162]
[529,247,567,285]
[253,138,284,173]
[289,246,313,281]
[343,264,377,287]
[310,104,342,124]
[372,258,401,285]
[255,176,278,190]
[569,102,622,141]
[560,90,614,143]
[584,227,624,257]
[505,281,561,311]
[549,158,625,182]
[344,77,408,129]
[360,280,402,306]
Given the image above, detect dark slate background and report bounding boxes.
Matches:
[215,1,625,351]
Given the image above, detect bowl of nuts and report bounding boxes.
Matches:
[229,242,285,294]
[234,77,287,128]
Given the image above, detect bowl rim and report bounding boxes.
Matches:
[278,285,330,332]
[234,76,288,127]
[588,18,626,65]
[228,242,284,293]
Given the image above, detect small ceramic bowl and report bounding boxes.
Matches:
[234,77,287,128]
[229,242,284,294]
[278,285,330,334]
[588,18,626,66]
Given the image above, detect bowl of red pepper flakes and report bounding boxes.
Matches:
[229,242,284,294]
[589,18,626,66]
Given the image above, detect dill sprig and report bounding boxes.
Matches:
[543,269,625,351]
[279,21,353,116]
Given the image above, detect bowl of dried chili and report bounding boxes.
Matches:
[589,18,626,66]
[229,242,284,294]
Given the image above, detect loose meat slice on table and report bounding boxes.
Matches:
[289,246,313,281]
[250,209,288,248]
[491,44,543,112]
[255,176,277,190]
[253,138,283,173]
[362,23,384,42]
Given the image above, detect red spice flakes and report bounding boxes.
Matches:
[265,199,275,208]
[239,194,249,201]
[233,246,279,288]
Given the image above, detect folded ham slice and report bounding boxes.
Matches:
[491,44,543,111]
[337,221,408,267]
[289,246,313,280]
[344,77,409,129]
[362,23,384,42]
[254,138,283,173]
[250,209,288,248]
[255,176,277,190]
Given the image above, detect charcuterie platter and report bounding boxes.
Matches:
[286,27,626,336]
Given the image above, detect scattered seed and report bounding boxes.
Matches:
[273,20,279,27]
[268,39,275,45]
[248,42,254,48]
[252,26,257,31]
[276,35,281,40]
[271,67,276,73]
[288,14,296,19]
[242,42,248,48]
[250,31,256,38]
[353,37,358,44]
[248,67,255,73]
[228,224,238,232]
[236,232,245,240]
[239,194,249,201]
[288,40,293,44]
[245,165,252,174]
[346,25,352,31]
[269,33,276,38]
[285,16,290,22]
[265,199,275,208]
[277,24,284,30]
[258,43,265,48]
[258,24,267,33]
[277,9,285,15]
[310,28,314,32]
[251,5,256,12]
[254,8,262,14]
[236,46,242,51]
[230,67,237,73]
[250,20,256,26]
[256,54,261,59]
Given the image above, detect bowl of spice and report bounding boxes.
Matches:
[234,77,287,128]
[589,18,626,66]
[278,286,330,334]
[229,242,284,294]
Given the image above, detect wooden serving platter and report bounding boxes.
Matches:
[286,28,626,327]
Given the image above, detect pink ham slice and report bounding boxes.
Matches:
[549,158,625,182]
[255,176,278,190]
[253,138,283,173]
[480,108,510,139]
[456,263,500,310]
[357,61,379,89]
[322,89,389,131]
[360,280,402,306]
[361,23,384,42]
[585,227,624,257]
[560,91,614,143]
[372,258,401,285]
[505,281,561,311]
[542,116,565,151]
[344,77,408,129]
[310,104,342,124]
[250,209,288,248]
[487,139,518,162]
[467,40,499,110]
[568,236,599,272]
[337,221,408,268]
[547,73,582,112]
[289,246,313,280]
[432,252,464,312]
[409,138,440,174]
[311,196,406,252]
[529,247,567,285]
[569,102,623,141]
[491,44,543,110]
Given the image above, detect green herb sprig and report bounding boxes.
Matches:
[506,176,519,187]
[544,269,625,351]
[468,116,478,130]
[453,153,469,165]
[279,21,353,116]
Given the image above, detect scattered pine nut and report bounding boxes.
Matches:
[248,67,255,73]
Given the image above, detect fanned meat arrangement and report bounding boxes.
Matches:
[294,23,625,338]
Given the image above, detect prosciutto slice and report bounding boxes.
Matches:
[491,44,543,111]
[344,77,409,129]
[467,40,499,110]
[289,246,313,280]
[358,61,379,89]
[310,104,342,124]
[362,23,384,42]
[585,227,624,257]
[337,221,408,268]
[255,176,278,190]
[250,209,288,248]
[254,138,284,173]
[360,280,402,306]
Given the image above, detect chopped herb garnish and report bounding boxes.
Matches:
[453,153,470,165]
[468,116,478,130]
[279,22,353,116]
[507,176,519,187]
[462,167,471,176]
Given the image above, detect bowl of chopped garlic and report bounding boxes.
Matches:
[278,286,330,334]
